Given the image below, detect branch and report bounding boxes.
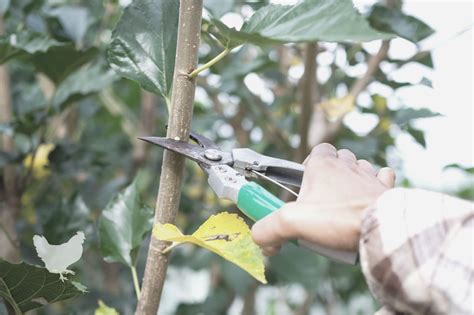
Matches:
[189,48,230,77]
[135,1,203,314]
[349,40,390,97]
[297,42,318,161]
[307,40,390,147]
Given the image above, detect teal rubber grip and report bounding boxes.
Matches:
[237,182,284,222]
[237,182,359,265]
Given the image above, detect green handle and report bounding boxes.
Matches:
[237,182,284,222]
[237,181,359,265]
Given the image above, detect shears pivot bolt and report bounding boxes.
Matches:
[204,149,222,161]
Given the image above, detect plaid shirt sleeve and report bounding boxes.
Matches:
[359,188,474,315]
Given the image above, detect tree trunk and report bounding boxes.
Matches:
[135,1,203,314]
[131,91,156,174]
[241,283,258,315]
[0,18,21,263]
[297,43,319,162]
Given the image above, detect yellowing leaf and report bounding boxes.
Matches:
[372,94,387,115]
[320,95,355,121]
[153,212,267,283]
[23,143,55,178]
[378,117,392,132]
[95,300,119,315]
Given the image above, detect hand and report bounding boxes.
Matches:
[251,143,395,256]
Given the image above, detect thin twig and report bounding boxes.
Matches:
[307,40,391,147]
[130,266,141,300]
[189,48,230,77]
[349,40,390,97]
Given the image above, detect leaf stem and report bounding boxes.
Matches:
[188,48,230,78]
[130,266,141,300]
[161,242,179,254]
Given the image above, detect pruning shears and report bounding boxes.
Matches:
[139,132,358,265]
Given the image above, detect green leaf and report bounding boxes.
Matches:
[0,259,87,314]
[220,49,276,80]
[108,0,179,99]
[0,32,65,64]
[444,163,474,175]
[0,32,98,83]
[0,150,16,167]
[204,0,234,18]
[47,5,93,45]
[368,4,434,43]
[406,126,426,148]
[220,259,254,296]
[95,300,120,315]
[270,245,329,289]
[419,77,432,88]
[411,51,434,68]
[38,195,91,245]
[209,0,391,48]
[32,45,99,84]
[390,50,434,69]
[98,178,153,267]
[0,123,12,135]
[52,62,117,110]
[0,0,10,16]
[393,107,440,126]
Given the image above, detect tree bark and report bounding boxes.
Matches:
[135,1,203,314]
[293,292,315,315]
[131,91,156,174]
[241,283,258,315]
[0,18,21,263]
[297,43,319,162]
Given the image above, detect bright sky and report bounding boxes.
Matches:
[370,0,473,191]
[271,0,474,191]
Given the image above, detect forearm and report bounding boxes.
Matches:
[359,188,474,315]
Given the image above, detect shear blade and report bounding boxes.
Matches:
[138,136,231,167]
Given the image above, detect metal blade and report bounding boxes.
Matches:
[138,136,233,167]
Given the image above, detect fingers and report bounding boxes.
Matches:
[251,202,301,248]
[302,154,311,166]
[337,149,357,165]
[262,245,281,256]
[310,143,337,158]
[303,143,336,165]
[252,202,361,253]
[377,167,396,187]
[357,159,376,175]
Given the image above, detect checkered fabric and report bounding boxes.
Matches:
[359,188,473,315]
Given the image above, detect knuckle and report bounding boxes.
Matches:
[338,149,356,159]
[358,159,374,168]
[275,208,296,238]
[311,142,336,154]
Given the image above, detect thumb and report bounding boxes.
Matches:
[377,167,396,188]
[252,201,362,251]
[251,202,313,248]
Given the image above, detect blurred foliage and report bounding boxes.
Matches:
[0,259,87,314]
[0,0,458,314]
